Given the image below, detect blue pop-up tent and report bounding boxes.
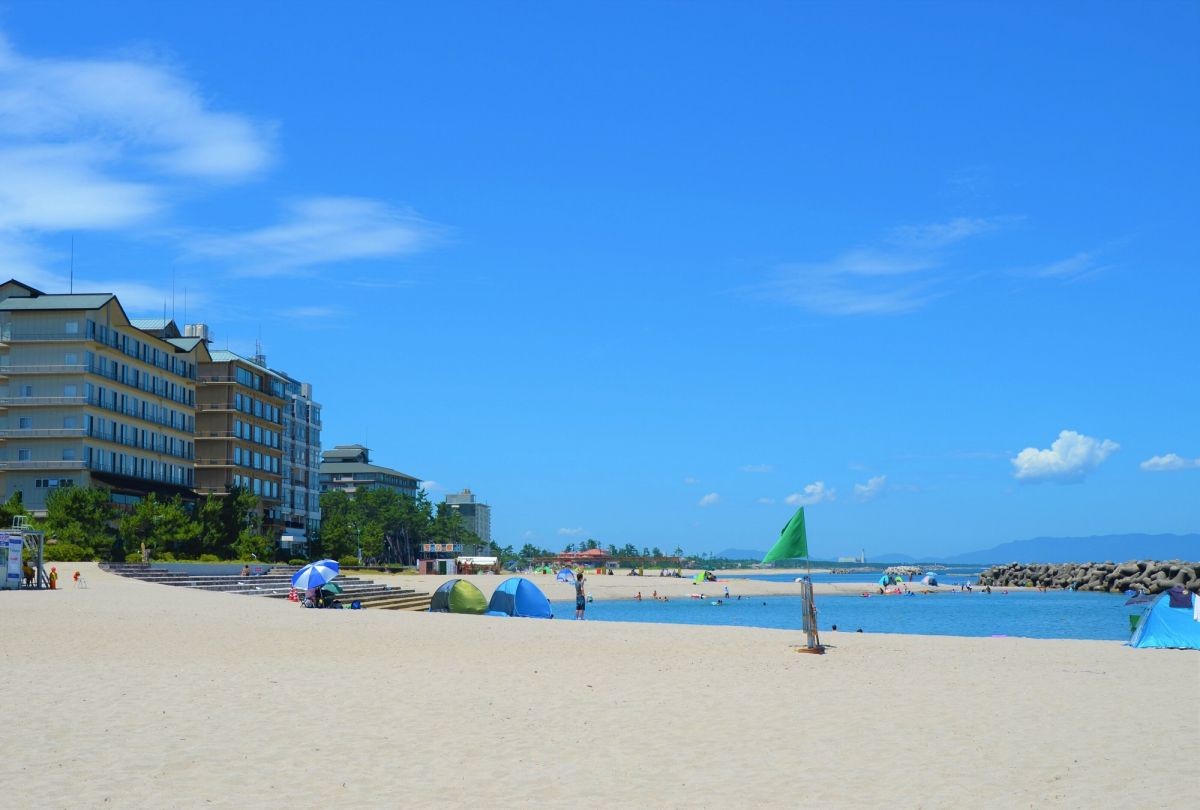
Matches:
[486,577,553,619]
[1130,589,1200,650]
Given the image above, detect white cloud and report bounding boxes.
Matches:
[0,145,161,230]
[1031,250,1108,280]
[697,492,721,507]
[683,476,698,485]
[739,463,774,473]
[420,480,441,492]
[557,527,584,537]
[785,482,835,506]
[756,497,776,505]
[755,217,1011,316]
[1011,430,1119,482]
[0,33,273,180]
[282,305,342,319]
[1140,453,1200,472]
[854,475,887,502]
[187,197,438,276]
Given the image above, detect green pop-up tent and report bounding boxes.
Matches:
[429,578,488,614]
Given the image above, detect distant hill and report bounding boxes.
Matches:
[940,533,1199,565]
[715,547,768,561]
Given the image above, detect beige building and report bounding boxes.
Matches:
[194,349,286,534]
[0,280,208,514]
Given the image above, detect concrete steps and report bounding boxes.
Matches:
[100,563,431,611]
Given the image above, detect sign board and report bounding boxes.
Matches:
[3,533,22,590]
[420,543,463,553]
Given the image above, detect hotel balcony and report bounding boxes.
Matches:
[0,428,88,439]
[0,459,87,470]
[0,396,88,407]
[0,364,88,376]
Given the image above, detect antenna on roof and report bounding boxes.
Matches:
[69,235,74,293]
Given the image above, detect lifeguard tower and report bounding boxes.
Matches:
[1,515,48,590]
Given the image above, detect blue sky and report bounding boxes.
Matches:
[1,1,1196,557]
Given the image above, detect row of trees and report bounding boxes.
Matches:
[315,487,477,565]
[16,487,275,562]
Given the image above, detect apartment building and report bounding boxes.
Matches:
[0,280,206,514]
[194,348,286,533]
[443,487,492,546]
[278,371,322,547]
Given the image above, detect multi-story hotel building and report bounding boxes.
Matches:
[194,348,286,533]
[443,487,492,546]
[279,371,322,549]
[0,280,207,514]
[318,444,419,499]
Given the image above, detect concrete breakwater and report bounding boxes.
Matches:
[978,560,1200,594]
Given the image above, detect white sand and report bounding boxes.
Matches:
[3,563,1196,809]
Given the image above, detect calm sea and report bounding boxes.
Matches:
[550,589,1135,641]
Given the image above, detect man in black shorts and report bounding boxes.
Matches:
[575,572,586,620]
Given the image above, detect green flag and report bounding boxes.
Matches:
[762,507,808,563]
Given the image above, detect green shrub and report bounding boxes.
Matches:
[44,542,92,562]
[198,554,220,562]
[288,558,307,566]
[158,552,177,562]
[125,551,142,563]
[337,555,359,568]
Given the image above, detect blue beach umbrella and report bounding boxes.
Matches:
[292,561,339,590]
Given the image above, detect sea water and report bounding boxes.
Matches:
[550,589,1134,641]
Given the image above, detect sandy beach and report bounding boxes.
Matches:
[3,563,1195,809]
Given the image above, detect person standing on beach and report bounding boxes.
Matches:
[575,572,586,620]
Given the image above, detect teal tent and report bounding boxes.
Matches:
[1130,589,1200,650]
[429,578,488,614]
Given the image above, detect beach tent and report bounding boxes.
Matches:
[556,568,576,584]
[922,573,939,586]
[486,577,554,619]
[692,571,717,584]
[1130,590,1200,650]
[429,578,488,614]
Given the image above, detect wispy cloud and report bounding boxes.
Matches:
[558,527,584,536]
[186,197,439,276]
[785,482,835,506]
[683,476,698,485]
[0,33,274,182]
[420,480,441,492]
[281,305,342,319]
[756,497,776,505]
[1011,430,1119,483]
[739,463,774,473]
[854,475,887,502]
[753,216,1012,316]
[1140,453,1200,472]
[0,31,438,288]
[1026,250,1111,281]
[697,492,721,507]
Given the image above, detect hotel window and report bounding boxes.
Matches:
[20,384,33,397]
[63,416,77,429]
[64,352,78,365]
[64,384,78,397]
[18,417,31,429]
[17,448,31,461]
[65,321,79,334]
[62,449,76,461]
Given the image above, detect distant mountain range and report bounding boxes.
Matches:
[869,533,1199,565]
